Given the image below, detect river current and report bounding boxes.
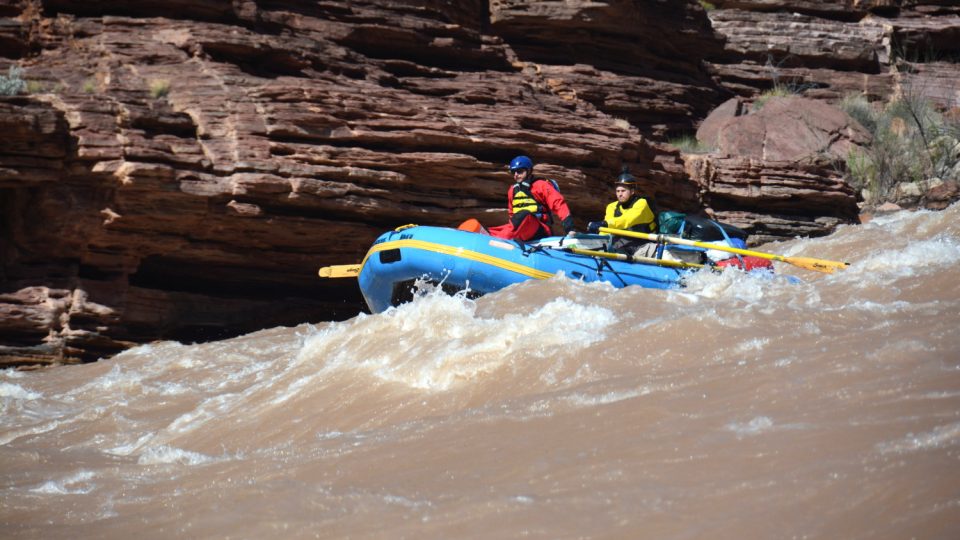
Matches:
[2,204,959,539]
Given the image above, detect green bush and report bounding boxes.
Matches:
[0,65,26,96]
[841,92,960,204]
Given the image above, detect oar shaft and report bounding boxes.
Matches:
[596,226,849,273]
[598,227,781,261]
[567,247,703,269]
[569,247,628,262]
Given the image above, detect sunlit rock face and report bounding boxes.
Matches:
[1,0,957,364]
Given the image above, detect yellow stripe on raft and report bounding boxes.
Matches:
[360,238,556,280]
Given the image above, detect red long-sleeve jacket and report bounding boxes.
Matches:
[489,178,573,241]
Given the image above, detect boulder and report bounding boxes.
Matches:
[697,96,871,161]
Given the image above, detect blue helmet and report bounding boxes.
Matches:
[508,155,534,172]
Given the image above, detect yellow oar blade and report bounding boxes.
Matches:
[782,256,849,274]
[318,264,361,278]
[597,227,849,274]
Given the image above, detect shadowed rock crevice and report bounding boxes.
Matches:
[41,0,245,25]
[200,42,312,78]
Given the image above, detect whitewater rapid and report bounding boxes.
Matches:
[2,205,959,539]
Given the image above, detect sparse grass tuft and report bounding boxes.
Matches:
[752,54,819,111]
[668,135,714,154]
[82,79,96,93]
[25,80,45,94]
[753,84,801,110]
[699,1,716,9]
[149,79,171,99]
[840,93,878,133]
[613,117,631,131]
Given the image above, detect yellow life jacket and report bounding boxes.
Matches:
[609,196,657,233]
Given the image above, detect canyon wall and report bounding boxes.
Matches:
[1,0,957,365]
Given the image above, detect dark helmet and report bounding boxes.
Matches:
[508,155,534,172]
[615,166,637,187]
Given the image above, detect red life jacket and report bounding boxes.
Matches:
[509,177,561,224]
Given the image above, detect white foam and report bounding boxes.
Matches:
[541,360,599,387]
[211,360,274,391]
[153,382,190,396]
[173,356,201,369]
[846,300,914,313]
[267,373,315,406]
[105,432,156,456]
[383,494,430,509]
[67,364,145,399]
[733,338,770,355]
[300,289,615,391]
[726,416,774,436]
[774,356,796,367]
[29,470,96,495]
[680,266,796,303]
[853,237,960,277]
[0,419,63,446]
[875,422,960,455]
[114,342,157,358]
[0,382,41,400]
[165,393,237,434]
[137,445,217,466]
[563,387,652,407]
[0,368,26,379]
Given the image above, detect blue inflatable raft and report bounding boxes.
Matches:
[356,225,690,313]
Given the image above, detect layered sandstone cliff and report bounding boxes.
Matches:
[1,0,957,365]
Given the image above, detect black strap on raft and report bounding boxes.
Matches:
[643,194,661,232]
[682,215,748,241]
